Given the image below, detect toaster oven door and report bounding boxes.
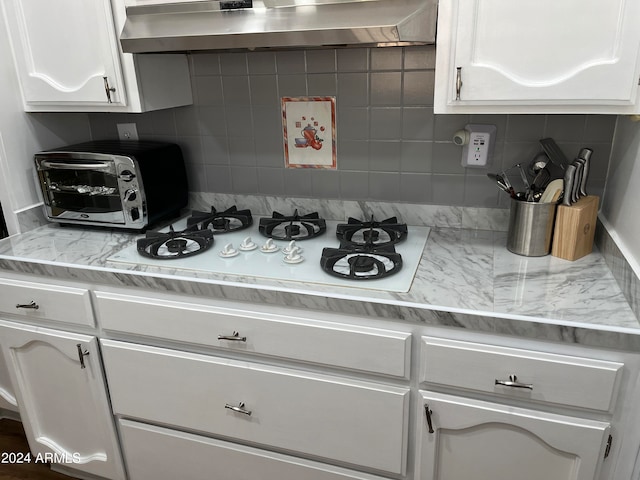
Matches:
[37,159,127,225]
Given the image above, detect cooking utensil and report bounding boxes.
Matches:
[487,173,509,195]
[539,179,563,204]
[578,148,592,196]
[539,138,568,179]
[528,151,549,177]
[562,164,576,206]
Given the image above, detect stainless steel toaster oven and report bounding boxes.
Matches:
[35,140,188,230]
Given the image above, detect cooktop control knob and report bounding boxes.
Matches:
[119,170,136,182]
[124,189,137,202]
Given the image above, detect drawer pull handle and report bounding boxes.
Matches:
[76,343,90,369]
[225,402,252,416]
[424,404,435,434]
[218,331,247,342]
[16,301,39,310]
[495,374,533,390]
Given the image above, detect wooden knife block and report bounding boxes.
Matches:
[551,195,599,261]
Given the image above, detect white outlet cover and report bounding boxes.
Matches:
[117,123,139,141]
[461,124,496,168]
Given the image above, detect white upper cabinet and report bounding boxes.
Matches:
[434,0,640,114]
[2,0,192,112]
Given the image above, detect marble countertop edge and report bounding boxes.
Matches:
[1,253,639,352]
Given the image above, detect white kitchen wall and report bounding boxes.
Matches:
[0,3,92,234]
[601,118,640,274]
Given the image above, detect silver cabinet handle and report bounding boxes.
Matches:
[218,331,247,342]
[103,77,116,103]
[495,374,533,390]
[16,301,39,310]
[76,343,90,369]
[455,67,463,101]
[424,404,435,434]
[225,402,251,416]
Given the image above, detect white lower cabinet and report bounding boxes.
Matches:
[120,419,394,480]
[417,391,611,480]
[0,345,17,412]
[100,339,410,476]
[0,320,125,480]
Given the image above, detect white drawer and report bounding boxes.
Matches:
[120,419,395,480]
[102,340,410,475]
[420,337,623,412]
[0,278,94,327]
[95,291,410,378]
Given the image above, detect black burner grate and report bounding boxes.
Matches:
[137,226,214,259]
[186,205,253,233]
[259,210,326,241]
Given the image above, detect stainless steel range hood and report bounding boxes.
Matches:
[120,0,437,53]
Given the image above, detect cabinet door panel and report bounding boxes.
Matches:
[0,346,17,411]
[4,0,124,105]
[0,320,124,480]
[418,391,610,480]
[120,419,394,480]
[101,339,410,475]
[436,0,640,111]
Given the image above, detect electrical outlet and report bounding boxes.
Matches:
[461,124,496,168]
[117,123,139,141]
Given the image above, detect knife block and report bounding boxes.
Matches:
[551,195,599,261]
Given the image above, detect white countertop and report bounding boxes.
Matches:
[0,218,637,351]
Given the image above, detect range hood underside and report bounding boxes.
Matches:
[120,0,437,53]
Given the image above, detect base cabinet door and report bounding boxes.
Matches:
[0,345,18,412]
[120,419,393,480]
[418,391,610,480]
[0,320,125,480]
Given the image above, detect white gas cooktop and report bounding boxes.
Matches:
[108,216,430,293]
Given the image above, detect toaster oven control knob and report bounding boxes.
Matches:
[130,207,140,221]
[124,189,137,202]
[119,170,136,182]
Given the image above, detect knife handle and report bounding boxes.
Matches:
[563,164,576,206]
[578,148,592,196]
[573,159,585,200]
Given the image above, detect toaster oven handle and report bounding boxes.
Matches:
[40,160,112,170]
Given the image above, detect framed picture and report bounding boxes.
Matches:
[281,96,336,169]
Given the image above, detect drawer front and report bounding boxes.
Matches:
[95,291,410,378]
[420,337,623,412]
[120,420,395,480]
[0,278,93,326]
[102,340,410,475]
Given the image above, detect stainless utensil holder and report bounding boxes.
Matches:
[507,199,558,256]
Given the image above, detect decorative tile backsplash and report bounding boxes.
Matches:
[88,46,616,208]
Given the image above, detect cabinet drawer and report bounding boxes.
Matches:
[102,340,410,475]
[95,291,410,378]
[120,419,394,480]
[420,337,623,412]
[0,278,93,326]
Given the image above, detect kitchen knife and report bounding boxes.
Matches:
[578,148,593,196]
[572,159,585,202]
[562,164,576,206]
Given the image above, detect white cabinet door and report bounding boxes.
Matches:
[435,0,640,113]
[0,345,18,412]
[3,0,125,107]
[417,391,610,480]
[0,320,125,480]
